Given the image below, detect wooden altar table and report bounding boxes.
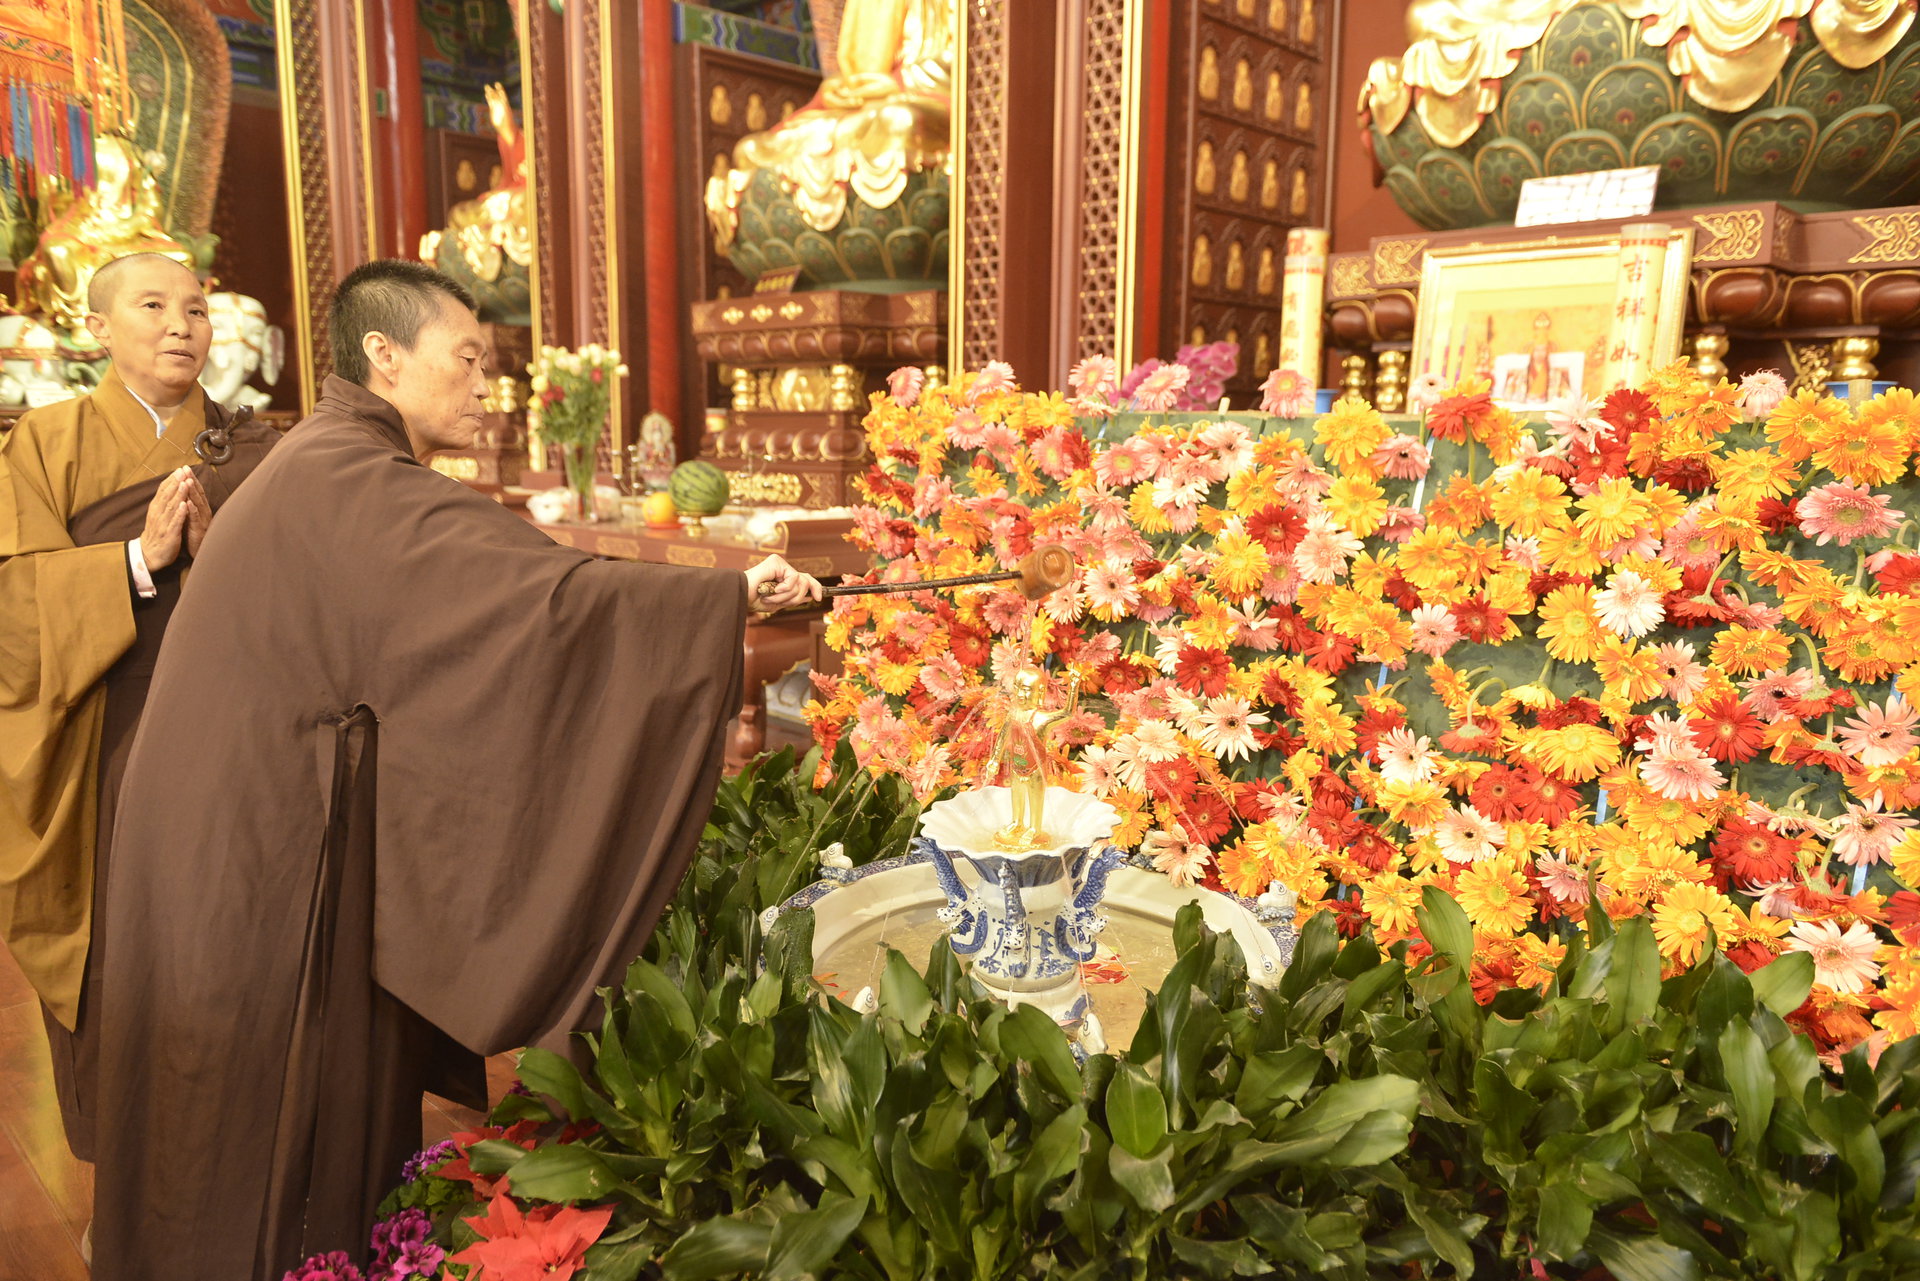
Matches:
[532,516,868,769]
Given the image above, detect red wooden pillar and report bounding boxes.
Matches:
[637,0,683,432]
[374,0,430,260]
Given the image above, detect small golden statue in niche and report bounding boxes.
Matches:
[1232,58,1253,111]
[1225,240,1245,291]
[1265,70,1284,119]
[1237,0,1256,17]
[1254,330,1272,372]
[1301,0,1316,41]
[1195,140,1217,194]
[1199,45,1220,99]
[1291,168,1309,216]
[1229,150,1251,202]
[746,91,768,131]
[1257,245,1277,294]
[1269,0,1289,29]
[709,84,732,124]
[1192,235,1213,288]
[1296,81,1313,130]
[1260,158,1281,208]
[1191,323,1208,346]
[15,132,197,343]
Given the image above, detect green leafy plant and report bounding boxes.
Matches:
[372,744,1920,1280]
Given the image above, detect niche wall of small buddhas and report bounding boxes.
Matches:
[1156,0,1334,399]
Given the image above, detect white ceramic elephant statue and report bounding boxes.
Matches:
[199,292,283,412]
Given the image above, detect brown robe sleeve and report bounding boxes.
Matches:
[308,439,749,1054]
[0,400,138,1022]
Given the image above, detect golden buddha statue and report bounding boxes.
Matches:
[14,132,195,344]
[1261,159,1281,209]
[1229,150,1251,202]
[1257,245,1277,294]
[706,0,952,250]
[1225,240,1246,291]
[1195,140,1217,194]
[1232,58,1254,111]
[1265,70,1284,120]
[420,83,531,285]
[1193,235,1214,288]
[987,668,1077,851]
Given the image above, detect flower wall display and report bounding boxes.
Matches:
[808,359,1920,1057]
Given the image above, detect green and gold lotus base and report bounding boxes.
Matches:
[722,167,950,294]
[1369,1,1920,230]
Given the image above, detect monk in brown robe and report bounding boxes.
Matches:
[0,252,276,1172]
[91,259,822,1280]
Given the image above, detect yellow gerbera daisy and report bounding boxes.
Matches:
[1652,881,1739,967]
[1454,857,1535,936]
[1536,584,1603,662]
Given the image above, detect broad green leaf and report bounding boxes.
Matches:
[514,1047,593,1123]
[1108,1144,1177,1212]
[624,959,697,1040]
[1751,951,1816,1018]
[878,950,933,1033]
[1694,955,1754,1035]
[1649,1132,1755,1227]
[1588,1226,1702,1281]
[1320,1108,1414,1167]
[1603,918,1661,1030]
[1106,1061,1168,1158]
[502,1143,620,1202]
[1012,1104,1087,1222]
[1000,1003,1085,1099]
[1718,1021,1774,1157]
[794,1133,880,1201]
[765,1193,869,1281]
[1535,1180,1595,1261]
[1235,1045,1322,1114]
[1272,1076,1420,1143]
[1341,958,1407,1026]
[660,1217,774,1281]
[1416,885,1474,968]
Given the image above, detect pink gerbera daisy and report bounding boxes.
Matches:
[1593,569,1665,637]
[1533,852,1591,905]
[1259,367,1313,417]
[1654,641,1709,702]
[1785,919,1881,995]
[1837,695,1920,768]
[965,360,1017,405]
[1434,804,1504,863]
[1133,364,1192,413]
[1795,481,1904,546]
[1378,506,1427,542]
[1291,516,1362,584]
[886,365,925,406]
[1143,828,1214,888]
[1375,726,1438,784]
[1638,739,1724,802]
[1407,604,1461,657]
[1371,434,1432,480]
[1829,796,1915,868]
[1069,354,1118,402]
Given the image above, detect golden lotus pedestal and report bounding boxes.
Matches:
[689,287,946,508]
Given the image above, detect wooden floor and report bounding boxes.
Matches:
[0,944,512,1281]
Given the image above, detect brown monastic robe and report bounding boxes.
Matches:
[0,371,275,1160]
[93,376,747,1280]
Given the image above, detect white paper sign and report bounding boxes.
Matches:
[1514,165,1659,228]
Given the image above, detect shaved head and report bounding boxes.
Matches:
[87,252,197,314]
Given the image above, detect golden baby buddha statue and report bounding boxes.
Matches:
[420,83,532,323]
[15,132,196,345]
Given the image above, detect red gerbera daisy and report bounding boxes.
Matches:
[1517,769,1582,826]
[1708,818,1798,887]
[1470,764,1531,822]
[1756,498,1800,534]
[1246,505,1307,554]
[1537,697,1602,729]
[1305,631,1357,674]
[1142,757,1201,801]
[1450,596,1507,643]
[1874,552,1920,596]
[1268,605,1316,653]
[1690,694,1766,763]
[1440,718,1504,755]
[1173,645,1232,697]
[1599,388,1657,434]
[1888,890,1920,942]
[1175,790,1234,846]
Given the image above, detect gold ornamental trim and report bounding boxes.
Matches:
[1373,238,1427,285]
[1330,256,1372,298]
[1848,211,1920,264]
[667,545,720,568]
[1691,210,1765,263]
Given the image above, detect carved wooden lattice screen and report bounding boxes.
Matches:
[1160,0,1333,392]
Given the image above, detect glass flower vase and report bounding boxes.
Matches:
[560,439,602,522]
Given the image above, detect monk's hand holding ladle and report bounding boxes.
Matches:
[746,554,825,614]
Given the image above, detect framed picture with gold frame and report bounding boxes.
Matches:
[1410,228,1693,412]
